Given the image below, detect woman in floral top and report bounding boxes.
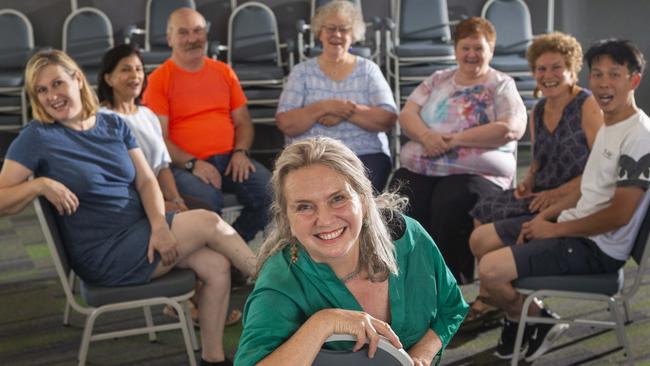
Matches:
[390,17,527,283]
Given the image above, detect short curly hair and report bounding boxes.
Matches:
[527,32,583,78]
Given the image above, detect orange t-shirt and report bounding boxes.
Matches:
[143,57,247,159]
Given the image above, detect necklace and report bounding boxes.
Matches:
[339,266,361,283]
[319,55,348,78]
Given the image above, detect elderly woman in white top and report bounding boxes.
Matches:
[276,0,397,192]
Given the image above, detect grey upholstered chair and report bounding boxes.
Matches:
[313,334,414,366]
[510,204,650,365]
[35,197,199,366]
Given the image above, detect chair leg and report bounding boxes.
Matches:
[143,305,157,342]
[176,302,198,366]
[183,301,200,351]
[78,311,100,366]
[63,273,76,326]
[610,299,633,360]
[623,299,633,323]
[511,295,535,366]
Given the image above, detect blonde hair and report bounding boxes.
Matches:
[311,0,365,43]
[25,50,98,123]
[256,137,406,281]
[527,32,583,97]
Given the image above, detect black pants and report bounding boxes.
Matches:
[390,169,502,283]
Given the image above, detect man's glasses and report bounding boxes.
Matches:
[322,24,352,35]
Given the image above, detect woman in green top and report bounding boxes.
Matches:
[235,137,468,366]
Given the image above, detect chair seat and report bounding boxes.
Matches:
[0,95,22,107]
[0,113,22,126]
[515,78,536,92]
[141,48,172,67]
[234,64,284,81]
[399,62,453,78]
[522,96,538,110]
[0,70,24,88]
[513,270,623,296]
[0,49,32,69]
[81,268,196,307]
[81,67,100,86]
[69,49,110,68]
[394,42,454,58]
[244,87,282,100]
[248,106,277,119]
[490,54,530,73]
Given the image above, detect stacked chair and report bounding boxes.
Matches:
[0,9,34,129]
[226,1,290,166]
[295,0,382,64]
[481,0,538,146]
[62,7,114,87]
[126,0,197,72]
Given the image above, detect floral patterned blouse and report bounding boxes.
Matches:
[399,67,527,188]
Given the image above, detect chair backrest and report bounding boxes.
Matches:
[311,0,363,18]
[62,7,114,67]
[146,0,196,50]
[630,199,650,265]
[34,197,74,296]
[395,0,451,43]
[228,2,281,66]
[0,9,34,69]
[313,334,413,366]
[481,0,532,54]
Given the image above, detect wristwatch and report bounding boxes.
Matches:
[233,148,250,157]
[184,158,197,172]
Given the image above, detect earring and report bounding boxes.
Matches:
[290,241,298,264]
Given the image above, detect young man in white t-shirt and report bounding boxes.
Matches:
[477,39,650,361]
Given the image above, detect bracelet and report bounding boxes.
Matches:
[233,148,249,157]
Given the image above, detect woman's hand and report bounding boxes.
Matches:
[147,224,178,265]
[528,188,563,212]
[318,114,343,126]
[164,199,188,213]
[38,177,79,215]
[318,308,402,358]
[514,181,534,200]
[419,130,450,158]
[327,100,357,119]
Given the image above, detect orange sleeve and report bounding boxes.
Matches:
[142,63,170,117]
[224,63,248,111]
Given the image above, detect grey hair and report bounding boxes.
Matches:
[311,0,366,43]
[255,137,407,282]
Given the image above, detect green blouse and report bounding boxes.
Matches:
[235,215,468,365]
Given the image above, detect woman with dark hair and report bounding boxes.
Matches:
[98,44,186,213]
[98,44,248,328]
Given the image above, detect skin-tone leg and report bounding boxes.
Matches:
[150,210,256,361]
[178,247,231,361]
[153,209,257,278]
[478,247,524,318]
[469,223,507,310]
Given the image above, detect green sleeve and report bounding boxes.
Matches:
[234,289,305,366]
[409,218,469,349]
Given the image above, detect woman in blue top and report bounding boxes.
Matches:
[276,1,397,192]
[0,50,253,366]
[235,137,467,366]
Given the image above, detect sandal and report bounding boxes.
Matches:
[163,302,242,328]
[458,297,503,333]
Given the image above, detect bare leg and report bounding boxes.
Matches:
[478,247,524,318]
[177,248,230,362]
[153,209,256,278]
[469,223,508,310]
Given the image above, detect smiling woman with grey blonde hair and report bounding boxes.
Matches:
[276,1,398,192]
[235,137,468,366]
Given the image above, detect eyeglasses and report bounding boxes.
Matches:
[322,24,352,35]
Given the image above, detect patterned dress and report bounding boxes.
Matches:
[471,89,592,223]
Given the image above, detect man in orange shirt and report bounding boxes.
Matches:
[143,7,270,243]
